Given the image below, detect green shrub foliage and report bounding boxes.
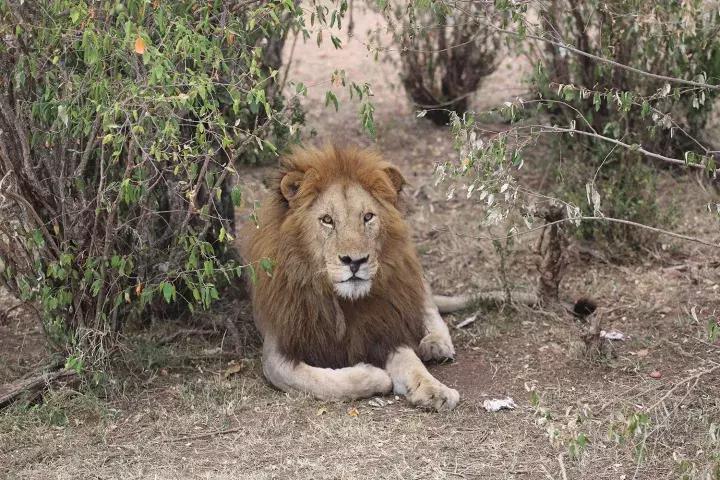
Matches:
[0,0,304,357]
[528,0,720,245]
[440,0,719,249]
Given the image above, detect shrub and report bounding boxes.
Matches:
[526,0,720,246]
[380,0,504,125]
[437,0,719,252]
[0,0,304,362]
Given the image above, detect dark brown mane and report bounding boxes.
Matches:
[241,145,426,368]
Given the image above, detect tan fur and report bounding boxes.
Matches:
[242,145,426,367]
[241,145,459,409]
[385,346,459,411]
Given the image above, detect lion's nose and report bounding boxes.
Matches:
[339,255,368,274]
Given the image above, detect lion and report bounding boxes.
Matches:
[241,145,463,411]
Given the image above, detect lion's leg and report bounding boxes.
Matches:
[417,280,456,362]
[386,346,459,411]
[261,337,392,401]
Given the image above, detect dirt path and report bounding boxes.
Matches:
[2,8,720,480]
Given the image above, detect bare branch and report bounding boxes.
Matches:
[75,114,102,178]
[437,215,720,249]
[489,25,720,91]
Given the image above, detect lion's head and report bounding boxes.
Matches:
[243,145,425,368]
[273,145,407,300]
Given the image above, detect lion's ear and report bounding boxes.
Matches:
[280,170,304,202]
[383,166,406,195]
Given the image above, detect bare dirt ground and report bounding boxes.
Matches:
[2,9,720,480]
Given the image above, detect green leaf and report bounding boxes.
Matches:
[247,264,257,284]
[90,278,103,297]
[161,282,175,303]
[325,91,339,111]
[640,100,650,118]
[360,102,375,138]
[331,35,342,49]
[31,229,45,247]
[260,257,274,275]
[69,8,82,24]
[64,355,84,374]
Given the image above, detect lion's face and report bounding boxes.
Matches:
[306,182,382,300]
[271,146,407,302]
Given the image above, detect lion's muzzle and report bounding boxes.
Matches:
[332,254,374,300]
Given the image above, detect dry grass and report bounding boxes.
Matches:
[2,8,720,480]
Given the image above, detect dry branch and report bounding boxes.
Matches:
[0,368,79,409]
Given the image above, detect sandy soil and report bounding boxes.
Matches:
[2,7,720,480]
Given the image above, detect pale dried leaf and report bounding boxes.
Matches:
[483,397,517,412]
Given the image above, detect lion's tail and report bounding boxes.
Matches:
[433,291,538,314]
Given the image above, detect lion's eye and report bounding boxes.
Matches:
[320,214,334,226]
[363,212,375,223]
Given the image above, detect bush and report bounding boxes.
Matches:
[0,0,303,362]
[556,153,675,250]
[526,0,720,245]
[380,0,504,125]
[431,0,718,255]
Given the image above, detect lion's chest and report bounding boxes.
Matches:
[300,295,425,369]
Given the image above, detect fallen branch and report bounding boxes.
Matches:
[165,426,244,443]
[0,368,79,409]
[0,302,30,324]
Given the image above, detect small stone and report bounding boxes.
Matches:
[649,370,662,379]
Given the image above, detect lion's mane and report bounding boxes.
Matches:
[241,145,426,368]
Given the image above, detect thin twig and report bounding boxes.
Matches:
[536,125,714,171]
[0,188,61,258]
[646,364,720,411]
[165,427,244,443]
[278,31,299,93]
[490,25,720,91]
[557,453,568,480]
[437,216,719,249]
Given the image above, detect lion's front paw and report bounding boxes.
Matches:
[405,378,460,411]
[418,332,456,362]
[349,364,393,397]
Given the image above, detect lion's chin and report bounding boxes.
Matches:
[334,279,372,301]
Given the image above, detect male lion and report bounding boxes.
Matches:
[242,145,460,411]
